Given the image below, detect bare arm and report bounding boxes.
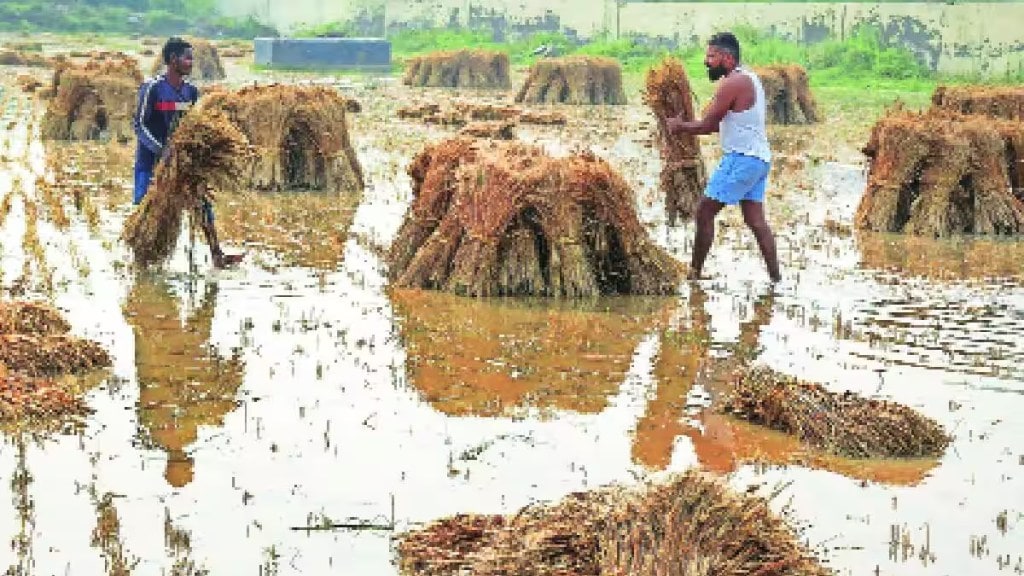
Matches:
[670,75,741,136]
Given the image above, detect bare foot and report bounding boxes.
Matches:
[686,270,711,281]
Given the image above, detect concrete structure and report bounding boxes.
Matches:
[217,1,1024,76]
[253,37,391,70]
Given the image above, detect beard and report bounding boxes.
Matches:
[707,64,728,81]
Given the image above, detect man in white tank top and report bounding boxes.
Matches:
[667,32,781,282]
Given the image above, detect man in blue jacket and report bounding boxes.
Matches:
[133,37,242,269]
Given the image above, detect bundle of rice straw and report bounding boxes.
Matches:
[515,56,626,105]
[932,85,1024,121]
[0,334,112,377]
[0,374,90,422]
[856,107,1024,236]
[388,137,684,297]
[0,301,70,335]
[458,120,515,140]
[643,56,708,225]
[753,64,819,124]
[721,366,951,458]
[398,469,829,576]
[403,49,510,89]
[121,106,250,267]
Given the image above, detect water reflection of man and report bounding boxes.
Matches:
[124,277,243,488]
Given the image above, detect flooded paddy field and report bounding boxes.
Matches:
[0,37,1022,575]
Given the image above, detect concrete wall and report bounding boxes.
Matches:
[215,0,1024,76]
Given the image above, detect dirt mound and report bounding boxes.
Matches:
[754,64,819,124]
[0,50,50,67]
[932,85,1024,121]
[201,84,364,192]
[643,56,707,225]
[856,108,1024,236]
[515,56,626,105]
[722,366,950,458]
[403,49,510,89]
[387,138,683,296]
[398,469,829,576]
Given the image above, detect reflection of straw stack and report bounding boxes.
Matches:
[390,289,675,416]
[124,278,244,488]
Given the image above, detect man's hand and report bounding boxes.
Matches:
[666,116,686,135]
[159,145,171,164]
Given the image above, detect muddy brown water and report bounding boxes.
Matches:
[0,53,1022,575]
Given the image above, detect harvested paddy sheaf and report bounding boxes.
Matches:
[403,50,510,89]
[856,108,1024,236]
[515,56,626,105]
[0,334,112,377]
[721,366,950,459]
[40,55,142,142]
[753,64,819,125]
[398,469,829,576]
[0,301,70,335]
[390,290,674,416]
[396,101,566,127]
[150,37,225,82]
[0,373,93,424]
[0,50,50,67]
[643,56,707,225]
[122,107,250,268]
[932,85,1024,121]
[387,137,684,296]
[201,84,364,192]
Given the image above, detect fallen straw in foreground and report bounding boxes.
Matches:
[0,334,112,377]
[398,469,829,576]
[121,107,249,267]
[721,366,951,458]
[0,301,70,335]
[643,57,707,225]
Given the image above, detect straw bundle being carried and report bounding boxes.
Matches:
[856,108,1024,236]
[398,468,829,576]
[0,334,112,377]
[0,301,70,335]
[150,37,225,82]
[721,366,950,459]
[403,49,510,89]
[643,56,707,225]
[40,56,142,142]
[753,64,819,124]
[201,84,364,192]
[121,107,250,267]
[932,85,1024,121]
[515,56,626,105]
[387,138,684,297]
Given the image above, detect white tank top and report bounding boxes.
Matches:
[719,67,771,163]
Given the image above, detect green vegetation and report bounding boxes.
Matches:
[0,0,276,38]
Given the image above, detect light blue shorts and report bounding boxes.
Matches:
[705,152,770,205]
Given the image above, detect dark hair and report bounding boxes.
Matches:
[708,31,741,62]
[162,37,191,65]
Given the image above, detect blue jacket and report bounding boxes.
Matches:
[133,75,199,172]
